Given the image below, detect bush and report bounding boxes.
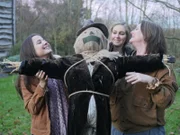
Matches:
[7,55,20,62]
[9,42,21,56]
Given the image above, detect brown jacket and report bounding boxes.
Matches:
[20,75,50,135]
[110,67,178,133]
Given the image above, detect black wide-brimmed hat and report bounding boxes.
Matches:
[76,20,109,38]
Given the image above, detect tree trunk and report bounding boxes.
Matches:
[125,0,128,24]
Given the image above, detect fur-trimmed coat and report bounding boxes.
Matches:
[19,53,165,135]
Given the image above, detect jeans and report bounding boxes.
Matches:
[111,125,165,135]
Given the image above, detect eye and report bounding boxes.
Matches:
[37,40,42,44]
[119,32,126,35]
[135,27,139,30]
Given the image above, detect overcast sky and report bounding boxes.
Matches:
[22,0,180,28]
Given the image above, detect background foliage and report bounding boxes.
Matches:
[11,0,180,63]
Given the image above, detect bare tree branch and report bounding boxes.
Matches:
[29,14,40,27]
[165,36,180,41]
[150,0,180,12]
[178,0,180,5]
[127,0,153,21]
[94,1,106,19]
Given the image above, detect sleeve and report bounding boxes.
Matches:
[20,75,46,115]
[148,68,178,108]
[19,57,69,79]
[116,54,165,78]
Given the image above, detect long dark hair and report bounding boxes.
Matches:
[15,34,54,99]
[141,20,167,54]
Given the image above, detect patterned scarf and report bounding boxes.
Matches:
[47,78,68,135]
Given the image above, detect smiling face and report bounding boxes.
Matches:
[110,25,127,46]
[32,35,52,58]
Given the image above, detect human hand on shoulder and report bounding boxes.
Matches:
[35,70,48,88]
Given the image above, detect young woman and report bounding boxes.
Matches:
[108,22,135,55]
[110,20,178,135]
[10,23,167,135]
[108,22,136,135]
[15,34,68,135]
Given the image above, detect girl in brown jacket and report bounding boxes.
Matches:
[16,34,68,135]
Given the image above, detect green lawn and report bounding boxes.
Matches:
[165,71,180,135]
[0,75,30,135]
[0,74,180,135]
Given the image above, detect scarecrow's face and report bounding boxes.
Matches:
[74,27,107,54]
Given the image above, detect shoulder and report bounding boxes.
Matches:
[19,75,38,85]
[66,54,83,60]
[154,65,176,79]
[155,66,178,91]
[124,43,136,56]
[60,54,83,64]
[19,75,28,81]
[108,42,114,52]
[53,54,61,59]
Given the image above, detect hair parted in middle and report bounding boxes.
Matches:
[110,22,131,46]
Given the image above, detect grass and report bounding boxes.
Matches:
[0,74,180,135]
[0,75,30,135]
[165,71,180,135]
[165,90,180,135]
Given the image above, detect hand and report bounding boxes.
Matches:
[163,54,176,63]
[35,70,48,88]
[125,72,155,84]
[0,59,21,74]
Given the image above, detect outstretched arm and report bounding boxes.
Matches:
[0,60,21,74]
[18,58,69,79]
[116,54,166,78]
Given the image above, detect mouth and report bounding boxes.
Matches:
[43,44,51,50]
[114,40,121,43]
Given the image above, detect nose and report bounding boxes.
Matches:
[43,40,48,45]
[114,33,120,38]
[130,30,134,35]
